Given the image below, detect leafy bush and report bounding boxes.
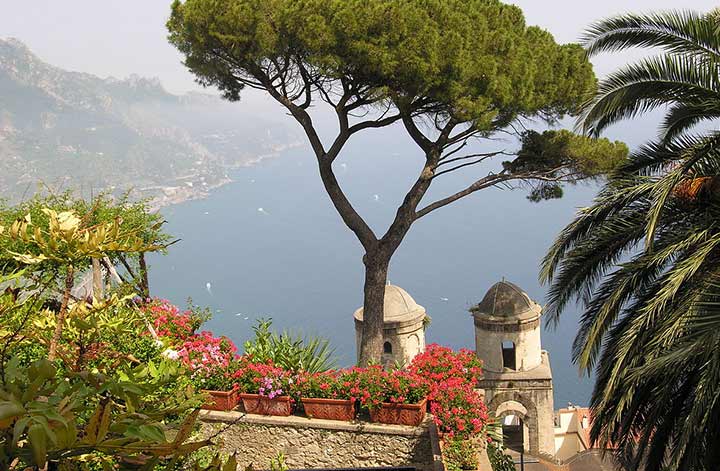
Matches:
[487,441,515,471]
[0,358,209,470]
[443,439,479,471]
[0,196,240,469]
[243,319,335,373]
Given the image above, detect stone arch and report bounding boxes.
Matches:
[488,391,540,454]
[496,400,527,419]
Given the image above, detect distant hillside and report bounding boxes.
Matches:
[0,38,300,206]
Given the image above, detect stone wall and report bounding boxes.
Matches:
[200,411,437,470]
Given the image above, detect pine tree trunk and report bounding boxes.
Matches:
[358,253,390,366]
[48,266,74,361]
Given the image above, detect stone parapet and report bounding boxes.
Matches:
[200,411,435,470]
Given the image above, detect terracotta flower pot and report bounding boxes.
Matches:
[369,398,427,426]
[238,393,293,416]
[302,397,356,421]
[201,389,239,411]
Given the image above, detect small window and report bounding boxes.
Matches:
[383,341,393,354]
[502,340,516,370]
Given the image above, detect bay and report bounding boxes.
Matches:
[148,127,599,407]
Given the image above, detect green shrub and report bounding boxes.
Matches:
[443,439,479,471]
[487,441,515,471]
[243,319,336,373]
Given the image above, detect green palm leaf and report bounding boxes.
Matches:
[543,9,720,470]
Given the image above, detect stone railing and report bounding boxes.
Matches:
[200,411,441,471]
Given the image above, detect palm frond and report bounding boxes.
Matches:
[581,54,720,136]
[582,10,720,60]
[661,102,720,141]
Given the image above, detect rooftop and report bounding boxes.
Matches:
[471,280,542,321]
[353,285,426,325]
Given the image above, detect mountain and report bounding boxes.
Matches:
[0,38,300,206]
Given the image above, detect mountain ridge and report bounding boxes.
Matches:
[0,37,300,206]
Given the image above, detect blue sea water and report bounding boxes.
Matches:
[148,128,600,408]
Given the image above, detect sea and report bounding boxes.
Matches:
[148,124,624,408]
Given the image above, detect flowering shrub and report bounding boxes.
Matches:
[143,298,208,343]
[258,376,286,399]
[430,377,488,439]
[233,359,293,398]
[140,300,488,437]
[408,344,482,400]
[170,331,238,391]
[294,370,357,400]
[176,331,238,372]
[190,360,240,391]
[352,366,429,409]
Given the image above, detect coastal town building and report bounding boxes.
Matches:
[554,405,597,461]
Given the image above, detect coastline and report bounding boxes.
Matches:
[146,141,305,213]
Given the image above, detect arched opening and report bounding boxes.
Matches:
[502,340,516,370]
[502,414,526,453]
[490,395,540,455]
[383,341,393,354]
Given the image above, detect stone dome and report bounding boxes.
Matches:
[354,285,426,325]
[471,280,541,321]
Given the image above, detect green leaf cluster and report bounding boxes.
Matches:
[509,129,628,202]
[0,192,169,275]
[168,0,596,125]
[442,439,478,471]
[243,319,336,373]
[0,357,209,470]
[542,9,720,471]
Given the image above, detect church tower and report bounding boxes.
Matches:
[354,285,427,367]
[472,280,555,456]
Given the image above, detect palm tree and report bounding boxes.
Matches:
[541,11,720,471]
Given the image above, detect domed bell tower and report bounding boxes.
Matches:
[472,280,555,456]
[354,285,427,367]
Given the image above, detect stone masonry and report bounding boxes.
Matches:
[200,411,436,470]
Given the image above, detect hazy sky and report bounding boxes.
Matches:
[1,0,718,95]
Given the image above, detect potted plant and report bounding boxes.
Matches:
[175,332,240,411]
[356,366,428,426]
[234,360,294,416]
[195,369,239,411]
[296,370,357,421]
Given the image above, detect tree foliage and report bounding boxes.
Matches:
[168,0,595,123]
[168,0,626,364]
[542,9,720,471]
[0,193,169,276]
